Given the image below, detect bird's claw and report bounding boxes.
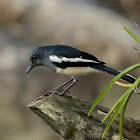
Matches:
[48,89,59,94]
[48,88,70,96]
[48,88,64,95]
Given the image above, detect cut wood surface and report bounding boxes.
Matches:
[28,92,140,140]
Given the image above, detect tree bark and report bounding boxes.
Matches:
[27,92,140,140]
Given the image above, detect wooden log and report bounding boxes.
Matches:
[27,92,140,140]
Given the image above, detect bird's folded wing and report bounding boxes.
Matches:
[49,49,105,68]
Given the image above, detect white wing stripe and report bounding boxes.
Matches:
[49,55,100,63]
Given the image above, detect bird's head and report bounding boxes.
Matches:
[26,47,45,74]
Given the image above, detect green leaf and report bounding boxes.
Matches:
[102,76,140,139]
[119,93,132,140]
[101,91,129,124]
[119,76,140,139]
[102,88,133,138]
[102,102,124,138]
[88,80,115,116]
[124,27,140,45]
[88,63,140,117]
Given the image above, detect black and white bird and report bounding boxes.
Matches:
[26,45,135,95]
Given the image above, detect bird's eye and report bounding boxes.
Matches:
[31,55,36,60]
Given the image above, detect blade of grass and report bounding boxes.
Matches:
[101,90,130,124]
[115,81,132,87]
[119,76,140,139]
[102,90,132,139]
[102,76,140,139]
[102,76,140,124]
[124,27,140,45]
[88,63,140,116]
[88,78,117,116]
[101,101,120,124]
[119,92,132,140]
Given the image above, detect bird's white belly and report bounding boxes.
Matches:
[56,67,99,76]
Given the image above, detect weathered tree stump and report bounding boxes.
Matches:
[28,92,140,140]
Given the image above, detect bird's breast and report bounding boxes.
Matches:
[56,67,99,76]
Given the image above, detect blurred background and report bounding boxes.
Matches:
[0,0,140,140]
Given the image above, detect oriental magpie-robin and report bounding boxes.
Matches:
[26,45,135,95]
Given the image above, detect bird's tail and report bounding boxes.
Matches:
[92,65,135,84]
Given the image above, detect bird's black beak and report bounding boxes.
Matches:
[26,64,34,74]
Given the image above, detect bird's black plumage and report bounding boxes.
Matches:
[48,45,105,68]
[26,45,136,95]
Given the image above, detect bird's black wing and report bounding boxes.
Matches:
[49,45,105,68]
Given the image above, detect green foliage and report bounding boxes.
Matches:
[124,27,140,45]
[88,27,140,139]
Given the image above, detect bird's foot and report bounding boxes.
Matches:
[48,88,63,95]
[48,88,59,94]
[48,88,70,96]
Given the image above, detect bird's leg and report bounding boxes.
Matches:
[56,77,73,89]
[58,76,78,96]
[49,77,73,94]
